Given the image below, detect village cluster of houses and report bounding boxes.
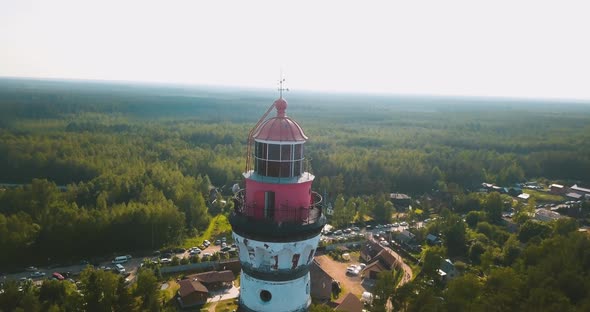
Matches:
[481,182,590,201]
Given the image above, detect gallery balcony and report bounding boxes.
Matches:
[229,190,326,242]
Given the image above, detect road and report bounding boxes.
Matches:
[2,244,223,284]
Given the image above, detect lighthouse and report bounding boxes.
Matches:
[230,86,325,312]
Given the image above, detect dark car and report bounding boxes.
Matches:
[172,247,185,253]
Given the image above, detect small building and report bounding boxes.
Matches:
[482,182,494,189]
[550,184,565,195]
[570,184,590,197]
[395,230,416,245]
[177,279,208,308]
[517,193,531,201]
[309,259,334,301]
[185,270,235,291]
[335,292,363,312]
[426,234,442,246]
[390,193,411,208]
[534,208,565,222]
[508,187,522,197]
[439,259,457,280]
[566,192,583,201]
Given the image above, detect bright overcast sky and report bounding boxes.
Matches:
[1,0,589,100]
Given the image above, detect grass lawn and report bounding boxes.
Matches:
[523,189,564,203]
[215,298,239,312]
[183,214,232,248]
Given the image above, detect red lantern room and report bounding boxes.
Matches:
[240,96,317,223]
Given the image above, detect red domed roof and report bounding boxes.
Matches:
[252,98,307,142]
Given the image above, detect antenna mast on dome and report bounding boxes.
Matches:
[278,71,289,98]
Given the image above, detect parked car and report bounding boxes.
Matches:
[115,264,126,274]
[30,271,46,278]
[190,249,201,255]
[203,240,211,247]
[51,272,65,281]
[215,240,221,245]
[160,258,171,264]
[25,266,38,272]
[173,247,185,253]
[346,265,360,276]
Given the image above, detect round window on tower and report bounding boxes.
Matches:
[260,290,272,302]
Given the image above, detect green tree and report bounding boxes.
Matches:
[135,269,160,311]
[444,274,482,312]
[518,220,552,243]
[483,192,503,224]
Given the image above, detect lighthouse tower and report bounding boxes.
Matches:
[230,89,325,312]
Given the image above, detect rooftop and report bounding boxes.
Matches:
[252,98,307,142]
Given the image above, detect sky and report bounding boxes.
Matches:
[1,0,590,100]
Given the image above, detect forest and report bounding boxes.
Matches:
[1,78,590,311]
[1,78,590,270]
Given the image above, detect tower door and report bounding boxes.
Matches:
[264,191,275,219]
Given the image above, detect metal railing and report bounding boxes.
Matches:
[232,190,322,224]
[230,190,326,239]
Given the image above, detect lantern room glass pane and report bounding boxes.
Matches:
[267,161,280,177]
[281,145,292,161]
[294,144,303,160]
[279,162,291,177]
[268,144,280,160]
[294,160,301,176]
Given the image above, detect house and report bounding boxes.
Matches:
[390,193,411,208]
[310,259,334,301]
[438,259,457,281]
[177,279,208,308]
[335,292,363,312]
[394,230,416,245]
[550,184,565,194]
[362,249,399,280]
[360,240,384,263]
[426,234,442,246]
[534,208,565,222]
[185,270,235,291]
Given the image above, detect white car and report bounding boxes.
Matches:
[30,271,46,278]
[346,265,361,276]
[190,249,201,255]
[160,258,171,264]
